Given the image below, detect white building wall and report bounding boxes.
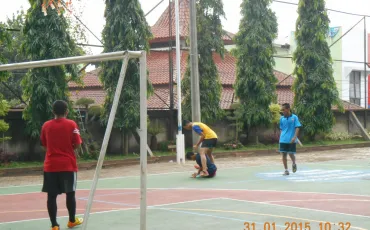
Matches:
[341,26,369,108]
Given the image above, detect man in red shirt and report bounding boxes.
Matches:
[41,100,83,230]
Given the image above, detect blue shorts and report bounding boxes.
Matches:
[279,143,296,154]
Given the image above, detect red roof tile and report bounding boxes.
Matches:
[221,87,234,109]
[148,50,188,85]
[70,89,106,106]
[275,70,294,86]
[69,68,102,88]
[277,88,294,105]
[68,52,364,111]
[150,0,234,44]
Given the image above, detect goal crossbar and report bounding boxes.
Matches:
[0,50,148,230]
[0,51,142,71]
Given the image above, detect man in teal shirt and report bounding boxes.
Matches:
[279,103,302,176]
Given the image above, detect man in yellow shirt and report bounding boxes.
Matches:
[183,120,218,177]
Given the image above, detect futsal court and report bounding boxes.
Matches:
[0,158,369,230]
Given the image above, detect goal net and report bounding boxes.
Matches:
[0,50,149,230]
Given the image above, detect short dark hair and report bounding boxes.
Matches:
[52,100,68,116]
[182,120,191,127]
[282,103,290,110]
[186,152,195,160]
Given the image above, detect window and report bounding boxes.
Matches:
[349,71,361,105]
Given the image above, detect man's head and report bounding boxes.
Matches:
[52,100,68,117]
[182,120,192,130]
[281,103,291,117]
[186,152,197,161]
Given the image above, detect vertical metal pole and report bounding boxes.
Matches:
[139,51,148,230]
[189,0,201,146]
[81,54,129,230]
[168,0,175,141]
[175,0,185,163]
[364,17,367,127]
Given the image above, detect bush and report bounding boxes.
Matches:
[263,133,280,144]
[0,148,18,164]
[324,132,358,141]
[158,140,175,152]
[79,132,100,160]
[223,140,244,150]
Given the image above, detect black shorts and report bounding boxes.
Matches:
[279,143,296,154]
[201,138,218,148]
[42,171,77,195]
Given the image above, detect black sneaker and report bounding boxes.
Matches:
[292,164,297,173]
[283,170,289,176]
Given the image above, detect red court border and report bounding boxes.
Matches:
[0,188,369,223]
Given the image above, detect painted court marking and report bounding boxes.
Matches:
[0,197,220,225]
[257,169,370,182]
[222,198,370,219]
[1,195,368,230]
[157,207,367,230]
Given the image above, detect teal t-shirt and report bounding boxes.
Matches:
[279,114,301,143]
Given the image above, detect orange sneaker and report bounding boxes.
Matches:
[51,226,60,230]
[67,217,83,228]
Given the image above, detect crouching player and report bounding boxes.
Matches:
[186,152,217,178]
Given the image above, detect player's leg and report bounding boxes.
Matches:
[206,138,217,163]
[47,193,59,229]
[288,143,297,173]
[66,192,76,223]
[199,148,209,176]
[42,172,60,228]
[206,148,215,163]
[62,172,83,228]
[279,143,289,175]
[282,152,289,175]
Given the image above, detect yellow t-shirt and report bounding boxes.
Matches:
[192,122,217,139]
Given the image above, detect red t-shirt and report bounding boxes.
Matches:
[41,118,82,172]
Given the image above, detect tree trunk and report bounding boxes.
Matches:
[85,105,89,124]
[124,132,129,155]
[255,127,259,145]
[120,129,124,155]
[28,138,37,161]
[150,135,158,150]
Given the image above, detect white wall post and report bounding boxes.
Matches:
[139,51,148,230]
[174,0,185,164]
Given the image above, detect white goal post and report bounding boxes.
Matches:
[0,50,149,230]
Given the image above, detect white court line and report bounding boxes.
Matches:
[221,198,370,219]
[317,163,370,168]
[0,166,250,189]
[0,159,367,189]
[0,197,221,225]
[2,187,370,198]
[266,199,370,203]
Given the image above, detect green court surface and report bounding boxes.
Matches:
[0,159,369,230]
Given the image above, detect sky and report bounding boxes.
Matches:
[1,0,369,61]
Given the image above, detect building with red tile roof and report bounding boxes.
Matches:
[68,0,364,112]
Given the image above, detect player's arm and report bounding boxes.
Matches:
[193,125,205,148]
[292,116,302,143]
[196,134,205,148]
[72,122,83,151]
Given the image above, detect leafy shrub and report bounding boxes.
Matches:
[263,133,280,144]
[79,132,100,160]
[324,132,357,141]
[223,140,244,150]
[158,140,175,152]
[0,148,17,164]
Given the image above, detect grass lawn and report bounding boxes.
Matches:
[0,139,368,169]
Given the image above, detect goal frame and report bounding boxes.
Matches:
[0,50,149,230]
